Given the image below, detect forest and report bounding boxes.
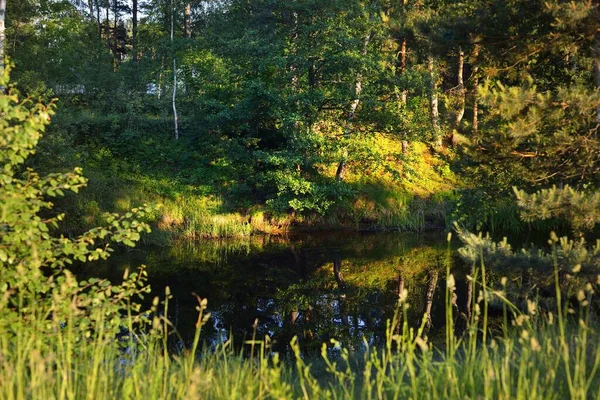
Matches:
[4,0,598,236]
[1,0,600,399]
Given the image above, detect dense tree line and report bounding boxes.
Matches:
[3,0,599,227]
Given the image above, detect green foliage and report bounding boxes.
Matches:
[473,79,600,186]
[455,185,600,302]
[514,185,600,236]
[455,223,600,276]
[0,68,156,355]
[1,62,600,396]
[6,0,600,235]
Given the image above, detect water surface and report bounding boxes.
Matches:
[78,232,466,353]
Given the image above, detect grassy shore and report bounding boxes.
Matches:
[47,139,459,243]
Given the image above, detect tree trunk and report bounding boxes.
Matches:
[423,270,439,335]
[471,44,480,141]
[87,0,95,19]
[290,11,300,130]
[184,3,191,38]
[158,65,163,100]
[172,57,179,139]
[171,0,179,140]
[105,0,110,51]
[113,0,118,68]
[132,0,138,62]
[395,273,405,333]
[397,273,405,299]
[401,140,409,154]
[336,31,372,181]
[333,257,346,290]
[397,38,409,154]
[0,0,5,76]
[398,0,407,106]
[428,54,442,149]
[290,11,299,92]
[455,47,465,128]
[594,30,600,124]
[465,264,473,321]
[95,0,102,41]
[399,38,407,105]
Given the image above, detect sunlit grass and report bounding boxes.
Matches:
[51,138,463,240]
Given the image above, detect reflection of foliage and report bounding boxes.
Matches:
[394,246,452,277]
[80,232,454,353]
[272,239,453,352]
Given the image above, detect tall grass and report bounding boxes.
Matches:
[57,172,287,241]
[1,258,599,399]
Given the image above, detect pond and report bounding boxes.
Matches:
[76,232,469,354]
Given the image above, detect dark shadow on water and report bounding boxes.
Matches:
[73,231,470,355]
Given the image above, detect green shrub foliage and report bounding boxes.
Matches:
[0,68,155,344]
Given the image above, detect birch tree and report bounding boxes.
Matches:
[184,2,191,38]
[171,0,179,140]
[397,0,408,107]
[428,54,442,149]
[455,47,465,129]
[471,43,479,140]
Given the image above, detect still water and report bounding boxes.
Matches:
[77,232,466,353]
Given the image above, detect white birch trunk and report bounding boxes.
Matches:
[184,3,191,38]
[399,38,407,105]
[396,0,408,107]
[290,11,299,92]
[472,45,480,140]
[171,0,179,140]
[398,38,408,153]
[158,67,163,100]
[428,54,441,149]
[397,0,409,152]
[290,10,300,138]
[400,0,407,106]
[455,47,465,128]
[423,270,438,332]
[172,58,178,139]
[395,273,405,333]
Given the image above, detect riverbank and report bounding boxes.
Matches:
[45,132,462,243]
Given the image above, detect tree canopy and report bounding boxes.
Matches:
[3,0,599,232]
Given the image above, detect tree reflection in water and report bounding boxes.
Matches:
[75,232,462,354]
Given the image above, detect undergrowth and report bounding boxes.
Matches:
[49,140,458,241]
